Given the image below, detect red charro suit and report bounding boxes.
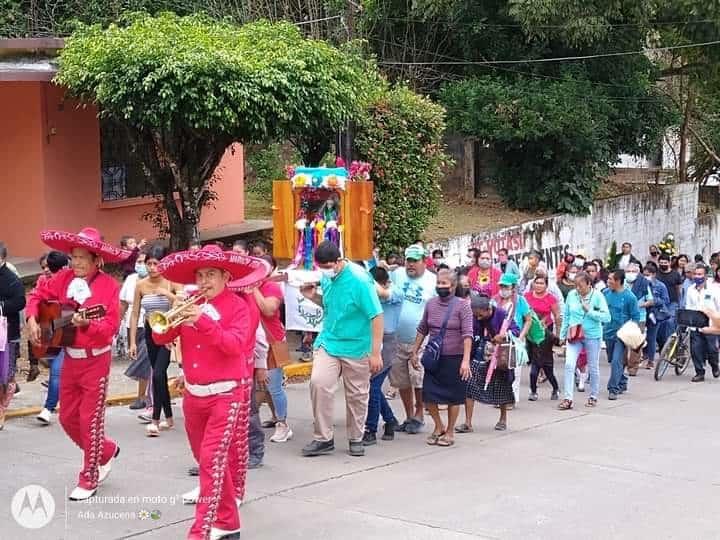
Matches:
[26,268,121,490]
[153,287,257,539]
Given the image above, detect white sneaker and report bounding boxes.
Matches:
[137,408,152,424]
[270,422,293,443]
[146,423,160,437]
[69,486,97,501]
[182,486,200,504]
[98,445,120,484]
[577,370,586,392]
[210,526,242,540]
[37,408,52,425]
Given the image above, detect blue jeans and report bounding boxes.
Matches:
[658,302,678,347]
[564,338,601,401]
[249,379,265,460]
[365,365,397,434]
[644,322,660,362]
[605,337,627,395]
[44,350,64,411]
[267,367,288,420]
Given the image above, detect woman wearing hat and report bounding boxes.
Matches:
[26,227,131,501]
[493,273,533,405]
[151,244,269,540]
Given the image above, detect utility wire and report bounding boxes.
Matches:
[379,40,720,66]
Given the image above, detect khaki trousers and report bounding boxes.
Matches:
[310,347,371,443]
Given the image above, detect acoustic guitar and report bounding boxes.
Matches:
[32,301,106,358]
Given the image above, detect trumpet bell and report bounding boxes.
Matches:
[146,293,207,334]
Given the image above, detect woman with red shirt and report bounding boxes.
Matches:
[524,275,561,401]
[468,250,502,298]
[245,255,292,443]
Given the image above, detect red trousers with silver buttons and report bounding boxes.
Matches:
[59,351,118,490]
[184,383,251,540]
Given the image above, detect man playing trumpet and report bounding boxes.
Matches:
[150,244,269,540]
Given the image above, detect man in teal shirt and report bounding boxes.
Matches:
[300,241,383,458]
[603,269,641,400]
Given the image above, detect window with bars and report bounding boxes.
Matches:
[100,118,150,201]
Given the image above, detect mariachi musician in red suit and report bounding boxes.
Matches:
[151,244,268,540]
[26,227,130,501]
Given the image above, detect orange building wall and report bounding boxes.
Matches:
[1,82,245,259]
[0,82,47,255]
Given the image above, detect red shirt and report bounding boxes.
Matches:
[152,287,257,385]
[26,267,121,350]
[257,281,286,342]
[524,291,557,327]
[468,266,502,298]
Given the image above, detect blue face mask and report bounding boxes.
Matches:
[694,277,706,287]
[135,263,148,278]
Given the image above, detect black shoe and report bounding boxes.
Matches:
[362,431,377,446]
[302,439,335,457]
[381,421,397,441]
[26,365,40,382]
[691,375,705,383]
[248,455,264,469]
[608,393,618,401]
[128,399,147,410]
[395,420,408,432]
[41,380,49,388]
[550,391,559,401]
[14,383,20,394]
[188,466,199,476]
[713,367,720,378]
[349,441,365,457]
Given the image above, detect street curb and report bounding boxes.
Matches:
[7,362,314,419]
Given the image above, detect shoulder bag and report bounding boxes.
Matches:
[421,298,458,373]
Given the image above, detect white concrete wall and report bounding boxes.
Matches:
[432,183,720,272]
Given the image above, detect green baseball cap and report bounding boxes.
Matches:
[404,245,426,261]
[499,273,519,287]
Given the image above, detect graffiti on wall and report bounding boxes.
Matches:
[470,229,569,271]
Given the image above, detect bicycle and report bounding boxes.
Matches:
[654,326,691,381]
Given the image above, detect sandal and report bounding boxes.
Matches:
[585,397,598,408]
[436,435,455,447]
[494,421,507,431]
[558,399,573,410]
[454,423,473,434]
[426,432,445,445]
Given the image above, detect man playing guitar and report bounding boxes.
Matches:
[26,227,131,501]
[151,244,268,540]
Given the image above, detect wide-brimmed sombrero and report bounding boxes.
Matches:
[40,227,132,263]
[157,245,271,285]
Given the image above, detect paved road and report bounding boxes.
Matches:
[2,360,718,540]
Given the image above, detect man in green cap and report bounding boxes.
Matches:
[388,244,437,434]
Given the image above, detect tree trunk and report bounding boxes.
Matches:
[678,87,693,183]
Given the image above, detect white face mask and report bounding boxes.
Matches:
[626,272,638,283]
[567,273,577,282]
[319,267,337,279]
[575,258,585,267]
[499,288,512,299]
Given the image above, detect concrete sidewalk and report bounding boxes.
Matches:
[1,359,718,540]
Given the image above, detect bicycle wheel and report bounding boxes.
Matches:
[674,335,691,376]
[656,333,678,381]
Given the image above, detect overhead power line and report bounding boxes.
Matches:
[379,39,720,66]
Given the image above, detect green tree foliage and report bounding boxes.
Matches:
[363,0,677,213]
[56,13,366,248]
[355,87,452,253]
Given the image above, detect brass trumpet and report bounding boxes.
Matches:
[147,294,207,334]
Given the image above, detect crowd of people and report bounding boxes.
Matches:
[1,231,720,540]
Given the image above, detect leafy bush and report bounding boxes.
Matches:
[245,143,301,197]
[355,86,452,254]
